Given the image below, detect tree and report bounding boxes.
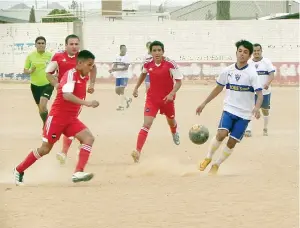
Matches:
[42,9,77,23]
[216,0,230,20]
[29,6,36,23]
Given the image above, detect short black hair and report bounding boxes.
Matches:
[77,50,95,62]
[150,40,164,52]
[235,40,253,55]
[65,34,80,45]
[253,43,262,50]
[35,36,46,44]
[120,45,126,49]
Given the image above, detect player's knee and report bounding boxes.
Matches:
[227,137,237,149]
[216,130,228,141]
[39,104,47,113]
[262,109,269,116]
[38,143,52,156]
[82,134,95,145]
[115,88,120,95]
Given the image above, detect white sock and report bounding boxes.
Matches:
[216,146,233,166]
[206,136,222,159]
[264,115,269,129]
[246,121,252,131]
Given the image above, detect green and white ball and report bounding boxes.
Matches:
[189,124,209,145]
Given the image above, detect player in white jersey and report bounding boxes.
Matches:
[244,43,275,137]
[144,41,152,93]
[195,40,263,174]
[109,45,132,111]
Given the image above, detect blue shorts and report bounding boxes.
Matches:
[255,93,271,110]
[218,111,250,142]
[116,78,128,87]
[145,73,150,84]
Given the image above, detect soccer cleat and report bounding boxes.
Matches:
[263,128,268,136]
[244,130,252,137]
[172,132,180,145]
[131,150,140,163]
[56,152,67,165]
[116,106,125,111]
[72,172,94,183]
[13,168,24,186]
[199,158,212,171]
[126,98,132,108]
[208,164,219,175]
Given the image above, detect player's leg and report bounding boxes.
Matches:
[199,111,233,171]
[30,84,46,126]
[209,116,250,175]
[65,119,95,183]
[56,135,73,165]
[119,78,132,109]
[115,78,124,110]
[131,100,158,163]
[261,94,271,136]
[163,101,180,145]
[39,84,54,126]
[145,73,150,93]
[13,115,62,185]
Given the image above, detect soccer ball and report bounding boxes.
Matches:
[189,124,209,145]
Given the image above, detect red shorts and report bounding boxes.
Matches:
[144,98,175,119]
[42,115,87,144]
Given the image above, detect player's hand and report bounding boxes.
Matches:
[163,93,174,103]
[86,100,99,108]
[263,84,269,90]
[133,88,138,98]
[87,84,95,94]
[252,107,260,119]
[30,66,36,73]
[196,103,206,115]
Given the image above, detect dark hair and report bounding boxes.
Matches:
[77,50,95,62]
[65,34,80,45]
[235,40,253,55]
[35,36,46,44]
[120,45,126,49]
[253,43,262,50]
[150,40,164,52]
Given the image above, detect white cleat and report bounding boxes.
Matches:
[72,172,94,183]
[131,150,140,163]
[13,168,24,186]
[244,130,252,137]
[263,128,268,136]
[56,152,67,165]
[172,132,180,145]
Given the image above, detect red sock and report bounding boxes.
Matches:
[170,123,177,134]
[62,136,73,155]
[136,127,149,152]
[75,144,92,172]
[16,149,41,173]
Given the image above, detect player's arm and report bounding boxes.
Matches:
[23,55,35,74]
[111,63,130,72]
[45,60,59,89]
[87,64,97,94]
[251,72,263,118]
[169,68,183,96]
[265,60,275,89]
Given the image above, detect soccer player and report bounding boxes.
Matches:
[196,40,263,174]
[24,36,53,126]
[109,44,132,111]
[144,41,152,93]
[45,34,97,164]
[13,50,99,185]
[131,41,183,163]
[244,43,275,137]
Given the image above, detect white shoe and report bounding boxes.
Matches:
[172,132,180,145]
[13,168,24,186]
[131,150,140,163]
[72,172,94,183]
[56,152,67,165]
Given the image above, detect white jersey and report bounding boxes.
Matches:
[217,63,262,120]
[248,57,275,95]
[143,53,152,62]
[113,54,130,78]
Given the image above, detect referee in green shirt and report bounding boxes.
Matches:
[24,36,54,126]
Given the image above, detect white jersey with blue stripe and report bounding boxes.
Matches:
[217,63,262,120]
[248,57,275,95]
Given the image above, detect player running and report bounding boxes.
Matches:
[196,40,263,174]
[109,44,132,111]
[24,36,53,126]
[131,40,183,163]
[45,34,97,165]
[244,43,275,137]
[144,41,152,93]
[13,50,99,185]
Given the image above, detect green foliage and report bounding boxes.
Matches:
[216,0,230,20]
[42,9,77,23]
[29,6,36,23]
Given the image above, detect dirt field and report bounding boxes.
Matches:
[0,83,298,228]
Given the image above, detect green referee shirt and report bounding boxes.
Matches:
[24,51,52,86]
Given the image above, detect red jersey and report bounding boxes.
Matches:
[51,51,78,82]
[49,68,89,118]
[143,57,183,101]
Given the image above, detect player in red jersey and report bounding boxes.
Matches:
[131,41,183,162]
[45,34,97,165]
[13,50,99,185]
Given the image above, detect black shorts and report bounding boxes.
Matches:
[30,84,54,104]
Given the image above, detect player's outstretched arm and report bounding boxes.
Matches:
[87,65,97,94]
[253,90,263,119]
[63,93,99,108]
[133,72,147,97]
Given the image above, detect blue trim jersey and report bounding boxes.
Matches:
[217,63,262,120]
[248,57,275,95]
